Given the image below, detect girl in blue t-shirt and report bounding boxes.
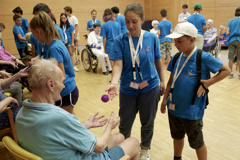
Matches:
[86,10,101,33]
[30,11,78,115]
[106,3,165,158]
[60,13,75,68]
[100,8,121,67]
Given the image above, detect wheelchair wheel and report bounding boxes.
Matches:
[91,54,98,73]
[212,40,221,59]
[81,48,92,71]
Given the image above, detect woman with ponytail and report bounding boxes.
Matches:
[30,11,78,115]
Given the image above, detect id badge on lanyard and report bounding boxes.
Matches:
[128,30,149,90]
[169,47,197,110]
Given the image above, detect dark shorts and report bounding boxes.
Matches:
[55,86,79,107]
[106,146,125,160]
[168,112,204,149]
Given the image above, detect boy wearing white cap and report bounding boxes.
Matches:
[160,22,230,160]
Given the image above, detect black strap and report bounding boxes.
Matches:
[172,52,181,68]
[172,49,209,107]
[191,49,202,105]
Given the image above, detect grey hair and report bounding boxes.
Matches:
[28,58,58,90]
[207,19,214,25]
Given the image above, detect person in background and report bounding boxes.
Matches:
[227,7,240,79]
[202,19,218,52]
[87,10,101,33]
[13,7,30,35]
[150,20,159,38]
[178,4,191,23]
[157,9,173,68]
[87,23,112,75]
[64,6,80,71]
[111,6,128,34]
[0,23,5,48]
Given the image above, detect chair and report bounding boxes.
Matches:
[2,136,43,160]
[0,107,18,143]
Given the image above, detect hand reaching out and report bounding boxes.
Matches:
[84,112,108,129]
[105,84,118,100]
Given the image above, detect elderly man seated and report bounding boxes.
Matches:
[203,19,218,52]
[15,58,139,160]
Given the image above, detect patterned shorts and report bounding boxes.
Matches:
[160,42,172,56]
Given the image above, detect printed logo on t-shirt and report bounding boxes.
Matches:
[140,46,150,54]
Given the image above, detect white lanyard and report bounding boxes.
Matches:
[170,47,197,101]
[128,30,144,82]
[92,20,97,24]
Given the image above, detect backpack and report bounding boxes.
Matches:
[172,49,209,107]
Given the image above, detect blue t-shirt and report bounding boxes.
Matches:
[220,32,229,45]
[116,15,128,34]
[1,36,3,48]
[16,99,112,160]
[30,34,48,57]
[87,19,101,33]
[110,31,162,95]
[46,39,76,97]
[21,17,29,35]
[166,49,223,120]
[187,14,206,35]
[55,24,65,43]
[62,24,75,45]
[13,25,26,49]
[100,21,121,54]
[157,20,173,43]
[227,17,240,44]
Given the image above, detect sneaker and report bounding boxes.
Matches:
[228,73,233,79]
[103,72,108,75]
[73,66,79,72]
[139,149,150,160]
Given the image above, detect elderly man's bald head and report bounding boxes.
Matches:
[28,58,59,90]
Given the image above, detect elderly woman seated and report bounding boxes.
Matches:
[203,19,218,52]
[87,23,112,75]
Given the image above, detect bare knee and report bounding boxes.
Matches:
[120,137,140,158]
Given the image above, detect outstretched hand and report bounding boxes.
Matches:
[105,84,118,100]
[84,112,108,129]
[107,112,120,130]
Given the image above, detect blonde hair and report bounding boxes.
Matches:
[28,58,58,90]
[30,11,60,40]
[151,20,159,27]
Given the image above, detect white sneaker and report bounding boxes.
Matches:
[139,149,150,160]
[73,66,79,72]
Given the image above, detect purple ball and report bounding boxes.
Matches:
[101,94,109,103]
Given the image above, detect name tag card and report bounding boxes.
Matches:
[139,81,149,89]
[169,103,176,111]
[130,82,139,89]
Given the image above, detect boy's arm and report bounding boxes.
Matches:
[157,30,161,37]
[154,59,165,96]
[17,33,26,41]
[197,64,231,97]
[160,72,173,114]
[226,28,230,36]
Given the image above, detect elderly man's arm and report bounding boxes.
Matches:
[94,112,119,153]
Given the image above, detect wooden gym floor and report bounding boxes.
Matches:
[0,45,239,160]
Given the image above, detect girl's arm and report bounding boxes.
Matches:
[103,38,106,53]
[155,58,165,96]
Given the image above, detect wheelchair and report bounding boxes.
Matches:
[81,35,99,73]
[210,37,221,59]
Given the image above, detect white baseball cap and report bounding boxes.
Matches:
[165,22,198,39]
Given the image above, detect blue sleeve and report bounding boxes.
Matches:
[49,46,64,63]
[13,26,21,35]
[53,113,97,155]
[87,21,91,29]
[110,36,123,60]
[202,16,206,26]
[70,24,75,32]
[100,24,106,38]
[157,23,160,30]
[170,22,173,29]
[202,51,223,74]
[1,39,4,47]
[23,18,29,27]
[167,55,176,72]
[98,20,102,25]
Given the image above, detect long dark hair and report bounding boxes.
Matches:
[60,13,70,29]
